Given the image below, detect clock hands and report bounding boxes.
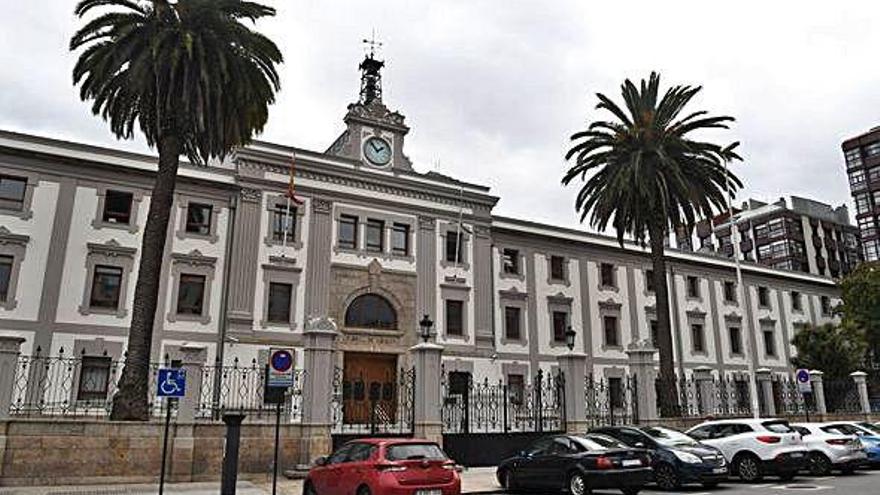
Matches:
[370,140,383,152]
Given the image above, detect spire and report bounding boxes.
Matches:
[359,31,384,105]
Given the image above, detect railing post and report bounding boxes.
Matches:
[626,341,658,422]
[693,367,715,417]
[557,352,587,433]
[809,370,827,416]
[756,368,775,416]
[295,317,338,471]
[0,337,25,420]
[177,346,207,423]
[850,371,871,415]
[410,340,444,444]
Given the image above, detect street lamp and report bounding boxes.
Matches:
[565,326,577,352]
[418,314,434,344]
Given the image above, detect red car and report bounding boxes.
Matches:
[304,438,462,495]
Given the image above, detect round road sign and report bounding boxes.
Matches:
[270,349,293,373]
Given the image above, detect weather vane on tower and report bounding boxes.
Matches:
[359,29,384,105]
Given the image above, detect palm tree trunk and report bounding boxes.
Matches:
[649,224,680,417]
[110,135,181,421]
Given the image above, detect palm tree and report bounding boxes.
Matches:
[563,73,742,416]
[70,0,282,420]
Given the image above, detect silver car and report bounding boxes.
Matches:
[790,423,866,475]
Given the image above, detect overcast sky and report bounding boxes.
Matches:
[2,1,878,232]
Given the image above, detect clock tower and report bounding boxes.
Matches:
[326,43,413,171]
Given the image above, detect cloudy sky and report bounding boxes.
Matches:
[2,1,878,232]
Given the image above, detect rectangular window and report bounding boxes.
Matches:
[791,291,802,311]
[729,326,742,355]
[603,315,619,347]
[686,276,700,298]
[445,300,464,336]
[868,166,880,183]
[549,255,565,281]
[0,175,27,211]
[866,141,880,157]
[758,286,770,307]
[391,223,410,256]
[849,169,867,190]
[645,269,655,293]
[89,265,123,309]
[77,356,112,402]
[338,215,358,249]
[504,306,521,340]
[0,255,12,302]
[855,193,871,215]
[845,147,863,168]
[508,374,524,405]
[763,329,776,357]
[608,377,624,408]
[691,324,705,353]
[820,296,831,316]
[271,204,297,242]
[600,263,615,287]
[102,190,133,224]
[267,282,292,323]
[552,311,568,343]
[723,281,737,303]
[366,219,385,252]
[502,248,519,274]
[185,202,213,235]
[446,231,464,263]
[650,320,659,347]
[177,274,206,315]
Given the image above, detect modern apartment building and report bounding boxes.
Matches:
[842,126,880,262]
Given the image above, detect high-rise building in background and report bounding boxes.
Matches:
[842,127,880,262]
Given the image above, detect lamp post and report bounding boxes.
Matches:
[565,326,577,352]
[419,314,434,344]
[723,158,761,419]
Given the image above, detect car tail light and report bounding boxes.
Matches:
[442,462,462,472]
[596,456,614,469]
[826,439,849,446]
[756,436,781,444]
[375,463,407,472]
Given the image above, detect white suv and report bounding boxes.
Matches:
[790,422,866,475]
[686,419,808,482]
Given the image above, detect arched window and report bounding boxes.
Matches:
[344,294,397,330]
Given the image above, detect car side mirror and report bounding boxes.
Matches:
[518,450,531,458]
[314,456,329,466]
[633,442,645,449]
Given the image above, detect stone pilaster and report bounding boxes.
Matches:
[626,342,658,422]
[557,353,588,433]
[171,346,206,482]
[416,217,437,324]
[756,368,775,416]
[809,370,827,416]
[411,341,444,444]
[305,199,334,319]
[693,366,716,416]
[0,336,24,420]
[298,317,338,468]
[472,225,493,348]
[226,187,263,329]
[850,371,871,415]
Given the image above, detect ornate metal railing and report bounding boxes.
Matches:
[657,374,753,419]
[585,373,638,426]
[441,368,565,434]
[197,358,306,421]
[823,377,864,414]
[331,366,415,435]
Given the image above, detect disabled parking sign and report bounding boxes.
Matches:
[157,368,186,398]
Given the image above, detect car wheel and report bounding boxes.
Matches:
[808,452,832,476]
[568,471,590,495]
[356,485,371,495]
[702,482,720,489]
[303,481,317,495]
[734,454,763,483]
[498,469,515,492]
[654,463,680,491]
[621,488,641,495]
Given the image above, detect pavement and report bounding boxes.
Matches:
[2,468,880,494]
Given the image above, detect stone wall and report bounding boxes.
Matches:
[0,419,307,486]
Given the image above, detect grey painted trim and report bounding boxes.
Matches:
[259,261,302,330]
[0,167,38,220]
[807,293,818,326]
[546,254,571,286]
[226,187,262,327]
[775,290,794,367]
[416,216,437,324]
[440,284,471,341]
[472,226,493,347]
[90,184,145,234]
[78,240,137,318]
[167,250,218,325]
[524,248,540,372]
[174,194,223,244]
[500,302,527,345]
[687,318,709,356]
[626,266,640,341]
[578,258,594,362]
[669,269,686,377]
[743,285,761,370]
[599,310,623,351]
[304,198,333,319]
[0,227,29,310]
[34,177,76,352]
[547,296,572,348]
[263,193,306,249]
[707,277,726,373]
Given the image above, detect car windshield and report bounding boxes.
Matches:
[573,435,617,450]
[386,444,447,461]
[762,421,794,433]
[857,423,880,435]
[643,426,698,447]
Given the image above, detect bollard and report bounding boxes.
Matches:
[221,413,246,495]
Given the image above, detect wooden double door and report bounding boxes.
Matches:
[342,352,398,424]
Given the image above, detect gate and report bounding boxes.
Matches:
[330,365,415,450]
[441,369,565,466]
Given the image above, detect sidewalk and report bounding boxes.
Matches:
[0,468,503,495]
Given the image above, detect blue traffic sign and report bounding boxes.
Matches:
[157,368,186,398]
[267,348,295,388]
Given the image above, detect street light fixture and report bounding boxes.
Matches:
[565,326,576,352]
[418,314,434,344]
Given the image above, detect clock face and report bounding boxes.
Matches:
[363,136,392,166]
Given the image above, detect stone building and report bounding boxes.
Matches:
[0,54,841,413]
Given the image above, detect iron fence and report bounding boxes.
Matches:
[441,368,565,434]
[198,358,306,421]
[584,373,638,426]
[657,375,754,419]
[823,377,864,414]
[331,366,415,435]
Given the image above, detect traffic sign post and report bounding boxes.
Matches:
[266,348,294,495]
[157,368,186,495]
[795,369,812,422]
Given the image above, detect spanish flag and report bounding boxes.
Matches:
[286,153,305,205]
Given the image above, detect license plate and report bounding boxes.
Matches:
[789,452,804,458]
[713,468,727,474]
[622,459,642,467]
[415,491,441,495]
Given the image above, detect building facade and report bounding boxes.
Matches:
[842,126,880,262]
[0,55,842,410]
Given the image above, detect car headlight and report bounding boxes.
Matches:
[672,450,702,464]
